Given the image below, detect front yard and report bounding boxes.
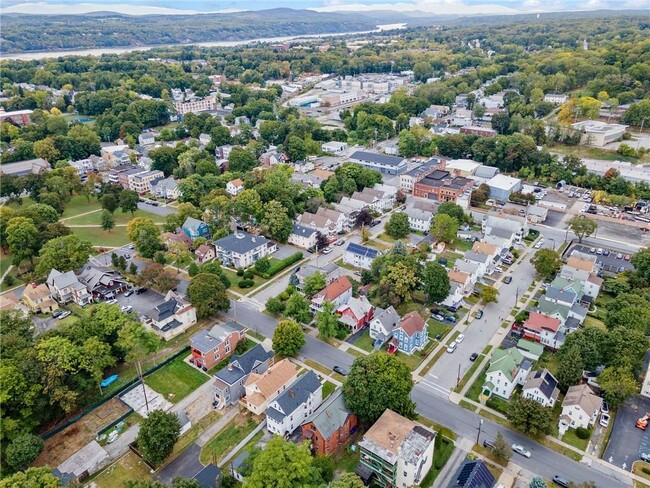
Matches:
[353,330,375,353]
[91,451,151,488]
[560,427,591,451]
[144,355,210,403]
[199,413,259,465]
[220,267,269,294]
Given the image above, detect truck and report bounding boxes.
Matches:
[637,412,650,430]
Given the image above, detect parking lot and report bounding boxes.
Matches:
[603,395,650,471]
[568,244,635,273]
[114,288,165,321]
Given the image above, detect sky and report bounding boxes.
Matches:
[0,0,647,15]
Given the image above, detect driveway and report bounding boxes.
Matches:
[115,288,164,320]
[156,444,204,485]
[273,243,303,260]
[603,395,650,471]
[568,244,635,273]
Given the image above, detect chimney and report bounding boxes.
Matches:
[227,363,233,371]
[31,282,37,288]
[289,389,295,398]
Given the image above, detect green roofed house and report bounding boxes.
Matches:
[481,348,531,402]
[516,339,544,361]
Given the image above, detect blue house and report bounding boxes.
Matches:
[182,217,210,240]
[389,311,429,355]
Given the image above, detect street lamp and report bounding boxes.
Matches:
[476,419,484,445]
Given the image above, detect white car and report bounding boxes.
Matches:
[600,413,610,428]
[534,241,544,249]
[511,443,531,458]
[322,247,332,254]
[106,299,118,305]
[57,311,71,320]
[456,334,465,343]
[446,342,457,354]
[121,305,133,314]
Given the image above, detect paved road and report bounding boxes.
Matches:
[137,201,177,216]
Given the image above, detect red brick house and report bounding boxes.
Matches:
[336,296,374,332]
[301,389,358,455]
[189,321,246,370]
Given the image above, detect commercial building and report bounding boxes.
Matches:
[413,169,474,202]
[348,151,407,175]
[321,141,348,155]
[0,158,50,177]
[486,174,522,202]
[460,126,497,137]
[572,120,628,147]
[445,159,481,177]
[544,93,568,104]
[0,108,33,126]
[174,96,217,115]
[399,158,443,193]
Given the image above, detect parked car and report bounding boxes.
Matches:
[124,289,134,297]
[456,333,465,343]
[57,311,71,320]
[322,247,332,255]
[444,316,457,324]
[475,310,484,319]
[552,475,570,487]
[446,342,457,354]
[601,401,609,414]
[121,305,133,314]
[624,254,631,261]
[336,239,345,246]
[640,452,650,462]
[589,247,597,253]
[128,244,135,250]
[106,299,118,305]
[438,258,448,266]
[52,310,63,319]
[432,313,445,322]
[135,287,148,295]
[603,250,611,256]
[534,240,544,249]
[124,253,131,259]
[600,413,610,427]
[469,352,479,362]
[353,271,362,276]
[504,276,512,284]
[370,220,381,227]
[483,439,495,450]
[511,444,531,458]
[596,248,603,255]
[333,366,347,376]
[616,253,623,259]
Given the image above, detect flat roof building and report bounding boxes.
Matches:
[572,120,628,147]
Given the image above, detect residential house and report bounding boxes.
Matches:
[214,231,277,269]
[343,243,380,270]
[389,311,429,355]
[195,244,216,264]
[199,133,212,146]
[163,231,193,250]
[413,169,474,203]
[448,459,495,488]
[545,277,583,308]
[293,263,342,292]
[482,348,531,400]
[457,223,479,241]
[0,292,28,315]
[526,205,548,224]
[213,344,274,409]
[356,409,435,488]
[462,250,493,276]
[267,371,323,436]
[583,274,604,300]
[46,269,92,306]
[460,126,497,137]
[288,224,318,250]
[138,133,156,145]
[522,369,560,407]
[483,215,527,245]
[566,256,599,274]
[442,282,465,309]
[517,311,562,349]
[152,177,181,200]
[215,145,234,160]
[182,217,210,240]
[544,93,568,104]
[77,265,129,299]
[421,105,449,120]
[21,283,59,314]
[471,242,499,261]
[226,178,244,196]
[516,339,544,361]
[242,358,299,416]
[453,260,481,283]
[311,276,353,312]
[297,212,338,238]
[369,306,401,349]
[559,384,602,433]
[144,291,197,341]
[190,321,246,370]
[348,151,407,175]
[450,108,473,127]
[336,296,374,332]
[448,269,473,295]
[399,158,442,193]
[302,389,358,455]
[260,151,287,167]
[129,170,164,194]
[315,208,347,234]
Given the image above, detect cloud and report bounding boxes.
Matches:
[313,0,521,14]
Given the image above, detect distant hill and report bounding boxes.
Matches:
[0,9,377,54]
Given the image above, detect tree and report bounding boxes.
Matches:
[507,396,553,438]
[529,477,547,488]
[243,437,322,488]
[100,209,115,232]
[120,190,140,215]
[187,273,229,318]
[531,248,562,278]
[272,319,305,357]
[136,409,180,466]
[101,193,119,213]
[5,433,44,473]
[266,296,286,315]
[254,257,270,274]
[129,262,138,275]
[631,247,650,284]
[605,294,650,336]
[343,353,415,424]
[127,217,163,259]
[303,272,326,297]
[480,285,499,304]
[556,345,584,391]
[398,129,418,158]
[385,211,410,239]
[137,263,179,293]
[598,366,638,408]
[421,261,451,303]
[568,216,597,243]
[315,232,329,251]
[33,137,60,162]
[35,235,93,276]
[6,217,40,265]
[331,473,365,488]
[355,209,373,228]
[261,200,292,243]
[284,293,311,324]
[492,432,512,464]
[316,301,341,338]
[431,214,459,244]
[0,467,61,488]
[382,261,417,304]
[287,135,307,162]
[438,202,466,223]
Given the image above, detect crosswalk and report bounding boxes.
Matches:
[418,376,452,398]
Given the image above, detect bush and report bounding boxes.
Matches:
[3,275,16,287]
[575,427,591,439]
[256,252,303,278]
[154,252,167,264]
[243,270,254,279]
[643,467,650,476]
[235,338,249,355]
[266,297,286,314]
[236,269,245,276]
[238,279,255,288]
[279,291,289,301]
[219,274,231,289]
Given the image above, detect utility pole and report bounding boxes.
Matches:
[136,360,150,413]
[457,364,461,387]
[476,419,484,445]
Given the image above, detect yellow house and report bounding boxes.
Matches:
[21,283,58,314]
[242,359,298,416]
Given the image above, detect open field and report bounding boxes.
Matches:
[70,227,132,247]
[65,208,166,226]
[144,355,209,404]
[199,413,259,465]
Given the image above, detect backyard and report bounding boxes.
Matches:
[91,451,151,488]
[144,355,210,403]
[71,227,133,247]
[199,413,259,465]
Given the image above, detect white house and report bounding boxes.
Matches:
[404,200,436,232]
[522,369,560,408]
[483,215,527,244]
[321,141,348,155]
[544,93,568,104]
[316,208,348,233]
[288,224,318,250]
[46,269,93,306]
[144,291,197,341]
[369,306,400,349]
[441,283,465,309]
[559,384,602,433]
[152,177,181,200]
[461,250,493,277]
[343,243,380,270]
[450,108,473,127]
[266,371,323,436]
[226,178,244,196]
[213,231,277,269]
[482,348,531,400]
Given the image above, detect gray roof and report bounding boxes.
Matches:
[525,369,559,401]
[153,177,178,190]
[545,286,577,303]
[490,227,515,239]
[191,321,245,354]
[474,165,499,178]
[302,389,353,440]
[267,370,321,424]
[464,251,490,264]
[183,217,206,233]
[77,265,125,291]
[372,306,400,331]
[215,343,274,386]
[292,224,317,238]
[214,231,271,255]
[47,269,80,289]
[350,151,405,167]
[404,158,441,177]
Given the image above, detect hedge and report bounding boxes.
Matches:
[257,252,303,279]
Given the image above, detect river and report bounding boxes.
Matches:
[0,23,407,61]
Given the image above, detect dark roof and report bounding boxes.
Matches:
[267,370,321,424]
[534,369,559,399]
[214,231,271,255]
[346,242,379,258]
[148,299,178,322]
[160,318,182,332]
[216,344,273,385]
[292,223,317,237]
[350,151,405,167]
[192,464,221,488]
[405,158,440,177]
[448,459,495,488]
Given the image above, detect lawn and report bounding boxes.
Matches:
[0,253,12,277]
[61,194,102,219]
[466,368,488,402]
[537,350,560,376]
[583,315,606,330]
[333,446,360,473]
[452,239,474,253]
[221,267,268,294]
[91,451,151,488]
[367,239,392,252]
[199,414,258,465]
[65,208,165,225]
[549,142,650,164]
[71,227,132,247]
[323,381,336,399]
[144,355,209,403]
[420,438,454,488]
[207,339,256,375]
[353,330,375,353]
[171,410,222,458]
[377,232,397,243]
[454,354,488,393]
[560,428,590,451]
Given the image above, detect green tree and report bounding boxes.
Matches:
[598,366,638,408]
[343,353,416,424]
[287,135,308,162]
[316,301,341,338]
[266,296,286,315]
[382,261,417,304]
[568,216,597,243]
[6,217,40,265]
[120,189,140,215]
[101,209,115,232]
[385,211,410,239]
[233,189,264,223]
[136,263,180,293]
[421,261,451,303]
[556,345,584,391]
[187,273,230,318]
[127,217,163,259]
[438,202,466,223]
[529,477,547,488]
[605,294,650,335]
[5,433,44,473]
[0,467,61,488]
[101,193,119,213]
[303,272,326,298]
[254,257,271,274]
[35,235,93,276]
[331,473,365,488]
[480,285,499,304]
[284,292,311,324]
[136,410,181,466]
[507,397,553,438]
[631,247,650,284]
[243,437,322,488]
[492,431,512,464]
[188,262,200,277]
[398,129,418,158]
[431,213,459,244]
[261,200,292,243]
[531,248,562,278]
[228,147,258,173]
[272,319,305,357]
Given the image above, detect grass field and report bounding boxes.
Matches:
[61,194,102,219]
[323,381,336,399]
[65,208,165,225]
[549,142,650,164]
[92,452,151,488]
[199,414,258,465]
[145,355,209,403]
[353,331,375,353]
[71,226,132,247]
